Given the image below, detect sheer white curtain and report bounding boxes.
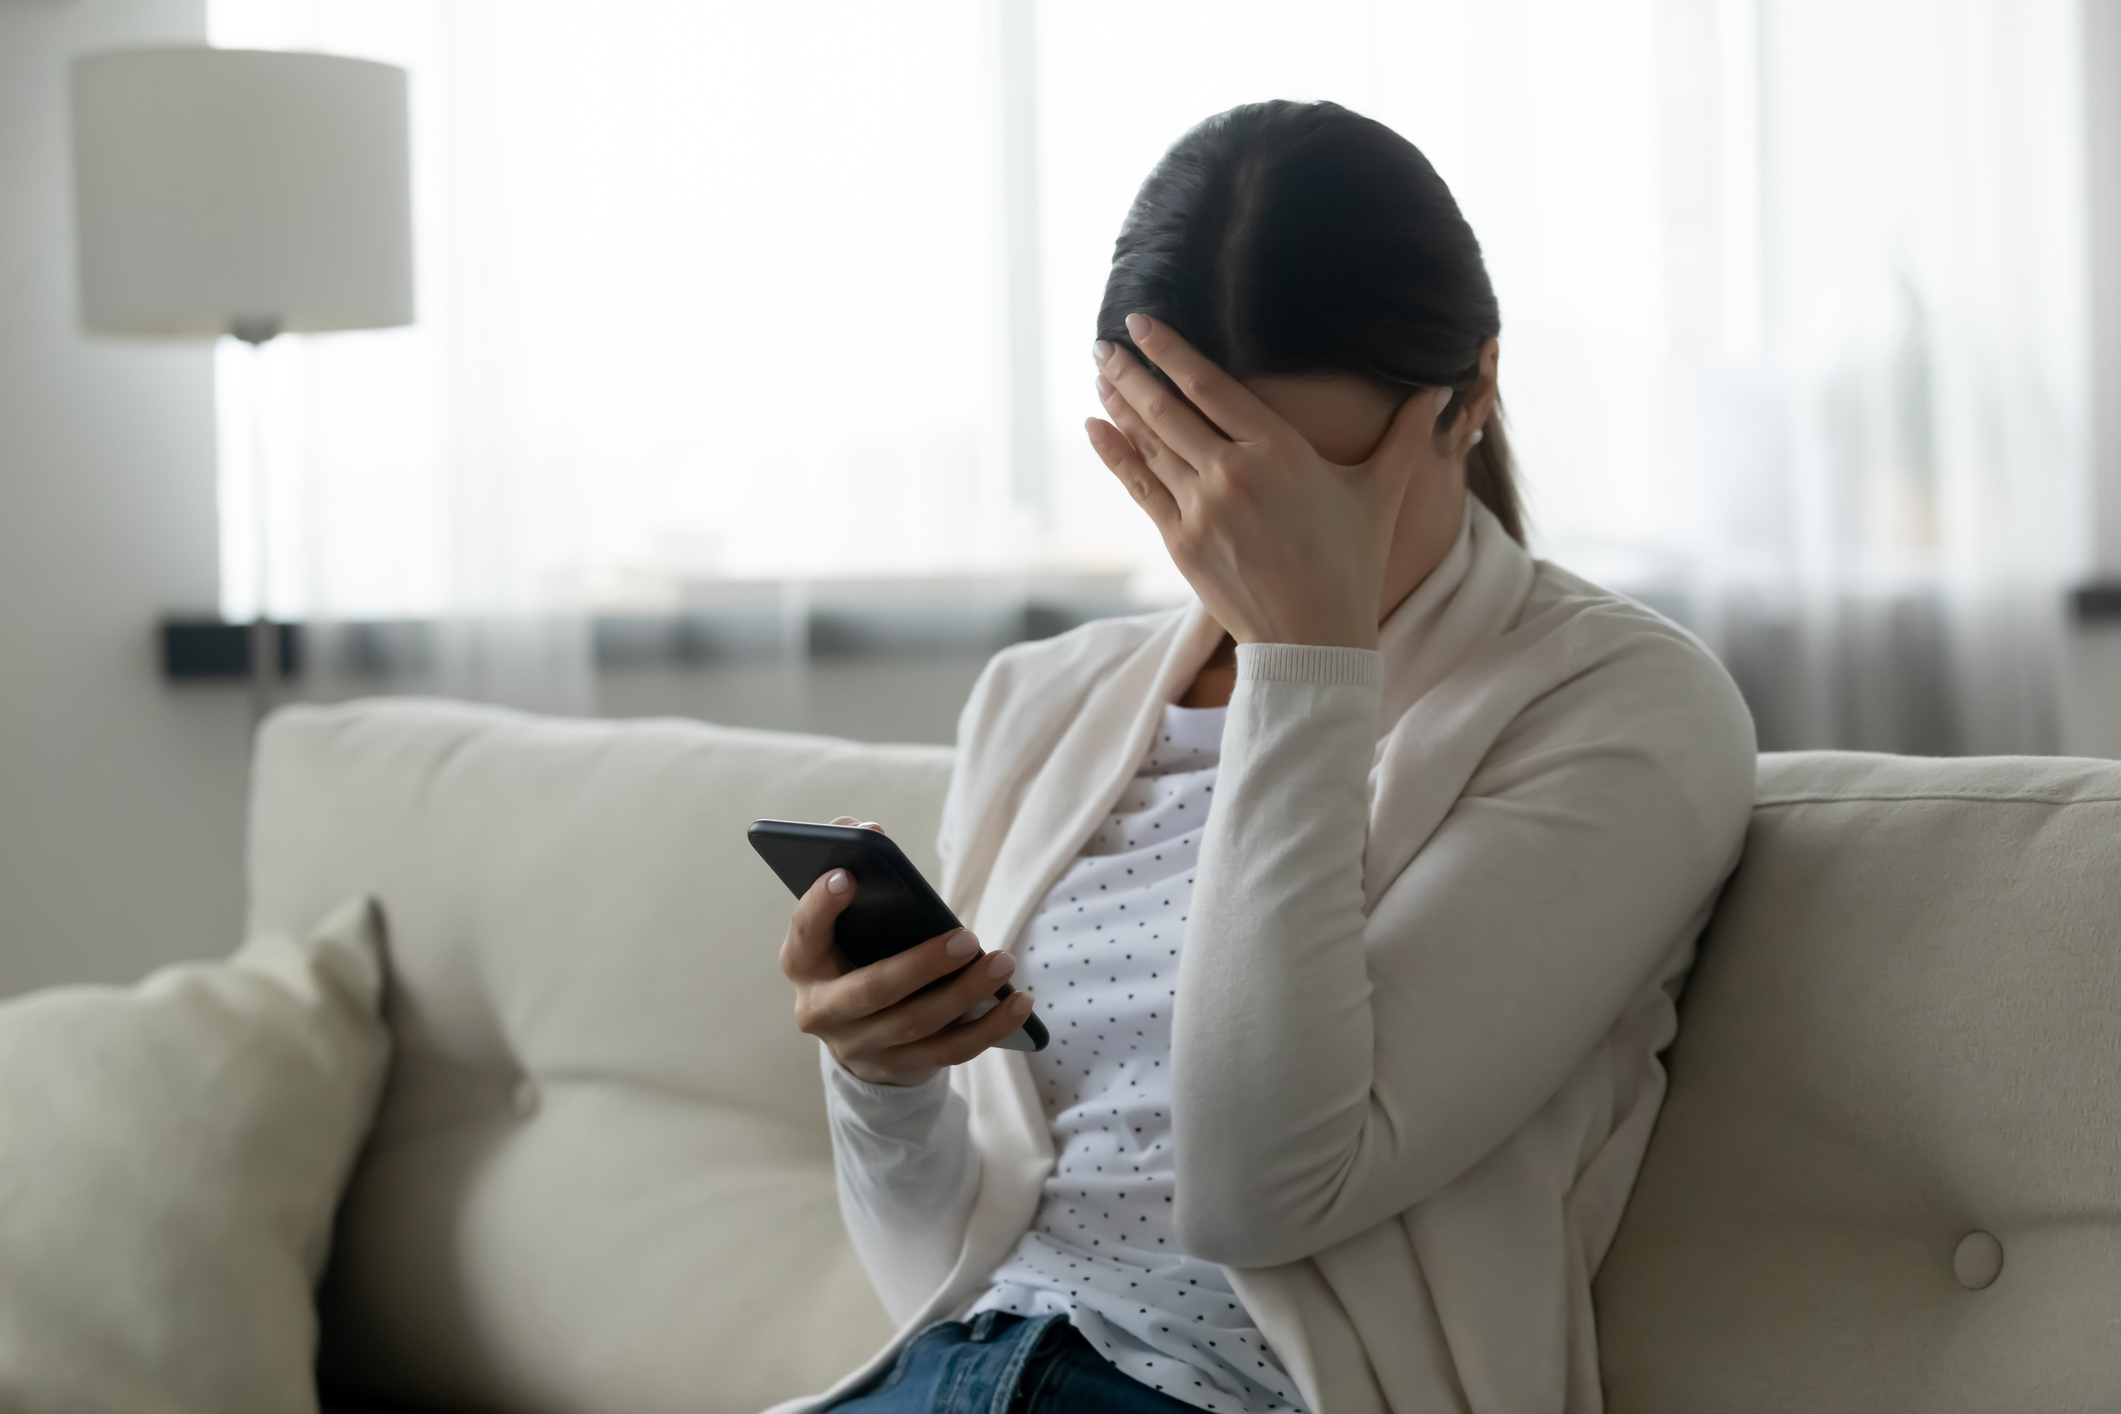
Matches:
[1654,0,2091,753]
[214,0,2091,749]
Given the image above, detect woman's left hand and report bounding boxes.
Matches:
[1088,314,1454,650]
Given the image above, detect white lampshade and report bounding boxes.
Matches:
[71,47,414,338]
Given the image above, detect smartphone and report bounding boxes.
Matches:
[747,819,1049,1053]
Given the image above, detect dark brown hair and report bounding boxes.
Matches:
[1098,99,1523,543]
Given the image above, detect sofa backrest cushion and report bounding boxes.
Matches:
[249,700,952,1414]
[1595,751,2121,1414]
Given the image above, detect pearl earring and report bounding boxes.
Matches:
[1469,429,1485,446]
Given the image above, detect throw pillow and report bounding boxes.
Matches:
[0,897,392,1414]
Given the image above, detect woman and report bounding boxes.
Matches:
[773,100,1755,1414]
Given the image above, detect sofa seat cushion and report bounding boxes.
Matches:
[249,700,952,1414]
[1595,751,2121,1414]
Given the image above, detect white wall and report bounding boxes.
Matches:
[2064,0,2121,758]
[0,0,253,998]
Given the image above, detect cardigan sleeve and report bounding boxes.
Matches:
[1171,633,1754,1269]
[821,1042,981,1323]
[821,649,1020,1324]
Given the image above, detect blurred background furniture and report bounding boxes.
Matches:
[242,699,2121,1414]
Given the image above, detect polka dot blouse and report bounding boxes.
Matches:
[966,703,1306,1413]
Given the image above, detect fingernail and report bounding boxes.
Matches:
[1095,375,1116,402]
[825,870,850,894]
[946,930,979,959]
[1435,386,1455,415]
[1125,313,1151,341]
[1092,340,1114,366]
[1009,992,1034,1017]
[985,951,1016,980]
[858,821,881,831]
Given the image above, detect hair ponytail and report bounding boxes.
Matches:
[1464,400,1524,543]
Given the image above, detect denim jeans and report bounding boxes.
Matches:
[827,1310,1203,1414]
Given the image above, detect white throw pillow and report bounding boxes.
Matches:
[0,897,392,1414]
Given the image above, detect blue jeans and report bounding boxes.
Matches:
[827,1311,1201,1414]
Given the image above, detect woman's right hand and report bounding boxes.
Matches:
[778,821,1034,1088]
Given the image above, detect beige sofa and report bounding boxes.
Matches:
[249,698,2121,1414]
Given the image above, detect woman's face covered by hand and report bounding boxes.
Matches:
[1088,317,1496,648]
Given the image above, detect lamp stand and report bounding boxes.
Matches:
[233,316,283,727]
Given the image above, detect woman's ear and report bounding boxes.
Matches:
[1458,337,1502,444]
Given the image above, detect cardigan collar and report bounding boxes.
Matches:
[966,606,1224,962]
[1374,497,1537,739]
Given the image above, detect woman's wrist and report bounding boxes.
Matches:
[1234,641,1384,687]
[821,1040,951,1119]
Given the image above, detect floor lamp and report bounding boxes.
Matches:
[71,47,415,724]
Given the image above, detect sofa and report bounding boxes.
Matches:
[240,697,2121,1414]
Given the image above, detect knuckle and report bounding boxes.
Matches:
[843,972,883,1017]
[793,995,823,1036]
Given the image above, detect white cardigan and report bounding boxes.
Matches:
[780,501,1756,1414]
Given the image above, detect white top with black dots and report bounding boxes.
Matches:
[963,702,1305,1414]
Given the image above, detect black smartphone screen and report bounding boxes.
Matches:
[746,819,1050,1052]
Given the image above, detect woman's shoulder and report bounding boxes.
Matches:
[1498,558,1758,795]
[1423,557,1758,809]
[1519,560,1744,705]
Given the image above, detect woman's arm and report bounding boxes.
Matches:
[777,817,1031,1318]
[822,1052,980,1322]
[1171,636,1753,1269]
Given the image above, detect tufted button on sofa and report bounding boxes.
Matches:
[1953,1231,2005,1290]
[246,700,2121,1414]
